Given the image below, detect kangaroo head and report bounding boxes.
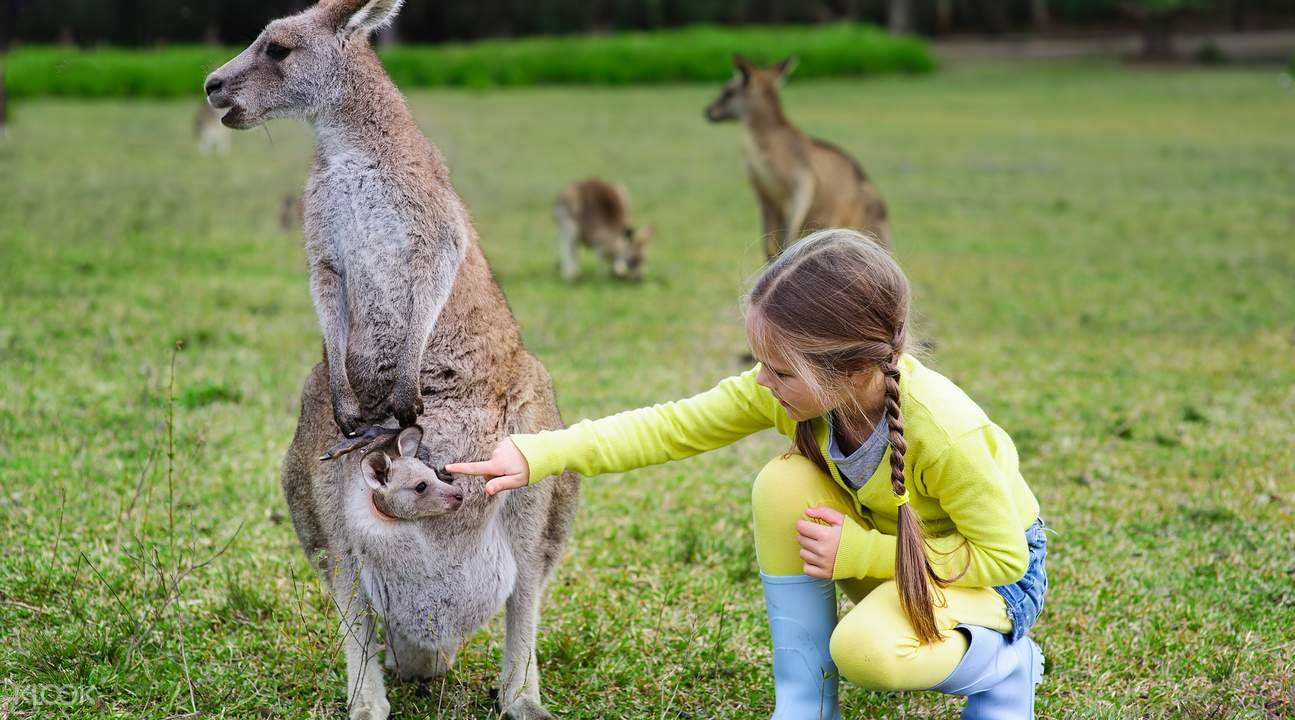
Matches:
[203,0,404,129]
[704,54,797,123]
[612,225,653,281]
[360,426,463,521]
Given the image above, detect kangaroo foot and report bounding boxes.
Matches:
[502,697,552,720]
[348,690,390,720]
[319,425,398,461]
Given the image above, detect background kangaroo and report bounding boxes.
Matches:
[204,1,580,718]
[705,54,891,259]
[194,99,231,155]
[554,178,652,282]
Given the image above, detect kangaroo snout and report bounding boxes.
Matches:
[204,72,233,111]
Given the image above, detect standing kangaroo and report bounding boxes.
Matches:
[204,2,580,719]
[705,54,891,259]
[554,178,653,282]
[194,99,231,155]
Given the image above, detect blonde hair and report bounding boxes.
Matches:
[745,228,957,644]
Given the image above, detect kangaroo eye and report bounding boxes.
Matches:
[414,482,428,494]
[266,42,292,61]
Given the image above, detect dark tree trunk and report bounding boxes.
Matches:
[935,0,955,34]
[1139,12,1177,59]
[1030,0,1051,33]
[981,0,1010,34]
[888,0,913,34]
[1226,0,1247,31]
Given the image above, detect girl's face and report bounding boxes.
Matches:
[753,353,831,422]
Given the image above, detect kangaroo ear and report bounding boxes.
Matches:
[733,54,755,83]
[775,56,798,80]
[361,450,390,491]
[328,0,404,36]
[635,225,654,245]
[396,425,423,458]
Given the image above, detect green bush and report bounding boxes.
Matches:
[5,24,933,99]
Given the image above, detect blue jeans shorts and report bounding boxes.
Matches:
[992,518,1048,642]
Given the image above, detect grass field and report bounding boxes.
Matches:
[1,62,1293,719]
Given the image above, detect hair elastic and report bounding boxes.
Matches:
[894,490,910,507]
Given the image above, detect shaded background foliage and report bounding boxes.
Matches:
[3,0,1293,47]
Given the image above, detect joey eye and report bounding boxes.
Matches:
[266,42,292,61]
[414,482,428,494]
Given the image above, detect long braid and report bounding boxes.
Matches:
[883,341,949,645]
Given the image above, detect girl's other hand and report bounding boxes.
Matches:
[796,506,845,579]
[445,438,531,496]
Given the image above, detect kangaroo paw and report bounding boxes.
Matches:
[502,697,552,720]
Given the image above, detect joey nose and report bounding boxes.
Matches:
[204,76,224,97]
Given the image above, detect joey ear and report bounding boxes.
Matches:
[733,53,755,83]
[396,425,423,458]
[775,55,798,80]
[635,225,654,245]
[361,451,390,491]
[328,0,404,36]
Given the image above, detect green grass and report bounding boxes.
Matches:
[1,62,1293,718]
[4,25,933,99]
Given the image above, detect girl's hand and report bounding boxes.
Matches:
[796,507,845,579]
[444,438,531,496]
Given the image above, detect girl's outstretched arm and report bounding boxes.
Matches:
[449,367,784,494]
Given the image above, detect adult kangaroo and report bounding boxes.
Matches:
[204,2,580,719]
[705,54,891,259]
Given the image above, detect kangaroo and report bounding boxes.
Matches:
[279,192,304,231]
[193,99,231,155]
[554,178,652,282]
[204,2,580,719]
[705,54,891,259]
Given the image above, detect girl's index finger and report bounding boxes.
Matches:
[445,460,496,477]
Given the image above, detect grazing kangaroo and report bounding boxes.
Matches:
[554,178,652,282]
[204,2,580,719]
[193,99,231,155]
[705,54,891,259]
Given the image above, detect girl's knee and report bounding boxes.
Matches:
[751,453,831,523]
[829,583,914,691]
[831,624,912,691]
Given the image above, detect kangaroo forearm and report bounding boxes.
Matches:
[310,269,351,386]
[397,238,466,378]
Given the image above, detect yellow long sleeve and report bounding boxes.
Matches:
[511,368,786,482]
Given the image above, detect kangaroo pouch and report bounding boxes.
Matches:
[358,522,518,649]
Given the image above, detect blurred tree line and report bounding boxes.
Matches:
[1,0,1288,48]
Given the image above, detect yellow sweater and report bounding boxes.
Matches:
[512,353,1041,588]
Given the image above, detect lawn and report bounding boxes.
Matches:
[0,61,1292,719]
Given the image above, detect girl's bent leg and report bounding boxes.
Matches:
[752,454,860,720]
[830,581,1012,692]
[751,453,862,575]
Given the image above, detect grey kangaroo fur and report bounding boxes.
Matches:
[204,2,580,719]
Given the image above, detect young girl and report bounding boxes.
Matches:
[448,229,1047,720]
